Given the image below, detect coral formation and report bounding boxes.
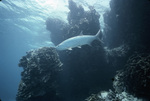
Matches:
[104,44,130,68]
[85,0,150,100]
[105,44,129,58]
[86,53,150,100]
[104,0,150,52]
[113,53,150,99]
[46,0,100,46]
[16,47,62,101]
[102,0,150,74]
[85,90,142,101]
[67,0,100,34]
[46,18,69,45]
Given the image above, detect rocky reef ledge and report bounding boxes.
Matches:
[16,47,62,101]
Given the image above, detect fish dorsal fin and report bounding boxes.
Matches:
[79,31,83,36]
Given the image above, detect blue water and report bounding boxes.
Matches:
[0,0,110,101]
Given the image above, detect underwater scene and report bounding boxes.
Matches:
[0,0,150,101]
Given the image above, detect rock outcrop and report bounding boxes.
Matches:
[114,53,150,99]
[16,47,62,101]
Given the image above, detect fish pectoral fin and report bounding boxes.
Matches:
[68,48,72,50]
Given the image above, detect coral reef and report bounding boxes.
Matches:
[46,0,100,46]
[16,47,63,101]
[67,0,100,34]
[86,53,150,100]
[102,0,150,74]
[104,0,150,52]
[85,90,142,101]
[46,18,69,45]
[104,44,130,69]
[113,53,150,99]
[85,0,150,100]
[105,44,129,58]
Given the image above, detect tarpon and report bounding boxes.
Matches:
[56,29,102,50]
